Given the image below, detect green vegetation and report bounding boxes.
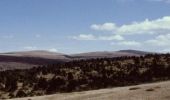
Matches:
[0,54,170,99]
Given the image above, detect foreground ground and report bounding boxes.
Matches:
[9,81,170,100]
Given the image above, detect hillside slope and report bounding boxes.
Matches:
[71,49,149,59]
[0,50,150,70]
[0,50,70,70]
[9,81,170,100]
[0,54,169,99]
[0,50,69,60]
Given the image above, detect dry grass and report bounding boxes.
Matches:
[8,81,170,100]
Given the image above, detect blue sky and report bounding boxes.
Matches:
[1,0,170,53]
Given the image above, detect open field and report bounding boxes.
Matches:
[9,81,170,100]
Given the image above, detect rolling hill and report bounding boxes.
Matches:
[71,50,149,59]
[0,50,151,70]
[0,53,169,99]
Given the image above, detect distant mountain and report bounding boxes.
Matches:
[0,50,70,70]
[118,49,151,55]
[0,50,69,60]
[71,50,150,59]
[0,50,151,70]
[119,50,153,55]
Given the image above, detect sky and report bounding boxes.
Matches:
[1,0,170,54]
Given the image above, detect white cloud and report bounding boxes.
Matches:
[111,41,141,46]
[146,34,170,46]
[72,34,96,40]
[48,48,58,52]
[23,46,58,52]
[71,34,124,41]
[70,16,170,53]
[110,34,170,52]
[161,48,170,53]
[23,46,37,50]
[91,16,170,35]
[91,23,117,31]
[98,35,124,41]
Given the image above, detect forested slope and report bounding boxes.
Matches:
[0,54,170,99]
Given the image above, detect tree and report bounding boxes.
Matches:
[47,77,65,94]
[5,77,17,92]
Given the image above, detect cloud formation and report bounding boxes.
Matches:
[48,48,58,52]
[118,41,141,46]
[146,34,170,46]
[23,46,37,50]
[91,16,170,35]
[71,16,170,52]
[72,34,96,40]
[91,23,117,31]
[72,34,124,41]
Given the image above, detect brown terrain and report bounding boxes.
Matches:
[0,50,149,70]
[0,50,167,100]
[8,81,170,100]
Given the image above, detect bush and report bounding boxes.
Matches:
[16,90,27,97]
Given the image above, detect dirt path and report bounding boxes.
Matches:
[9,81,170,100]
